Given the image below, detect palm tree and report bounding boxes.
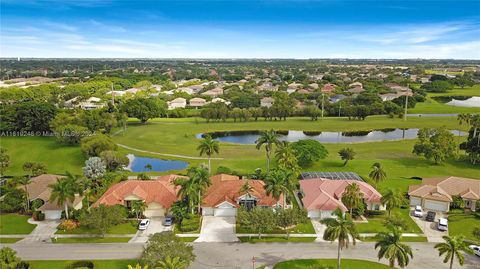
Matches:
[435,235,473,269]
[187,166,211,213]
[174,177,197,215]
[341,183,364,216]
[375,226,413,268]
[321,209,358,269]
[156,256,186,269]
[127,264,149,269]
[264,170,290,208]
[381,189,405,216]
[255,129,280,172]
[131,200,147,219]
[369,163,387,184]
[15,176,31,211]
[197,135,219,173]
[239,180,253,199]
[274,141,300,177]
[49,172,77,219]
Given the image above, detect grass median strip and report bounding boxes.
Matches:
[0,237,23,244]
[52,237,131,243]
[239,237,317,243]
[27,260,137,269]
[273,259,391,269]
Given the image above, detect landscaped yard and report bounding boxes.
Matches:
[448,210,480,244]
[360,236,428,242]
[356,208,422,234]
[0,237,23,243]
[273,259,390,269]
[239,236,316,243]
[0,214,36,234]
[52,237,131,243]
[27,260,136,269]
[236,219,315,234]
[55,221,138,235]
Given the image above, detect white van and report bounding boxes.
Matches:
[437,218,448,231]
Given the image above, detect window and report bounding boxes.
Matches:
[239,198,257,210]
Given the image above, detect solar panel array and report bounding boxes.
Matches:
[301,171,364,181]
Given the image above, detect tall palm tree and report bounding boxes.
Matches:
[255,129,280,172]
[197,135,219,173]
[127,264,149,269]
[174,177,197,215]
[15,176,31,211]
[375,226,413,268]
[341,183,364,216]
[321,209,358,269]
[369,163,387,184]
[187,166,211,214]
[435,235,473,269]
[49,172,77,219]
[381,189,405,216]
[264,170,290,208]
[131,200,147,219]
[239,180,253,199]
[274,141,300,177]
[156,256,186,269]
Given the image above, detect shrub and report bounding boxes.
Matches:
[0,189,26,213]
[180,215,201,232]
[451,195,465,209]
[66,260,94,269]
[32,211,45,221]
[365,210,385,217]
[58,219,79,231]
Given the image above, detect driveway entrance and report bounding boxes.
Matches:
[195,216,238,242]
[129,217,172,243]
[410,208,447,242]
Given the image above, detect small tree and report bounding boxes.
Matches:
[131,200,147,219]
[413,127,458,164]
[451,195,465,209]
[23,162,47,177]
[0,148,10,178]
[369,162,387,184]
[341,183,364,216]
[291,140,328,167]
[381,190,405,216]
[82,157,106,182]
[141,232,195,269]
[238,207,276,239]
[276,208,308,239]
[338,148,355,166]
[100,150,129,171]
[80,134,117,157]
[14,176,31,211]
[0,247,22,269]
[79,205,126,237]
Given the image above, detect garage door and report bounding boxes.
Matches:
[144,208,165,217]
[214,208,237,216]
[308,210,321,218]
[44,210,62,220]
[424,200,448,212]
[321,211,334,219]
[410,197,422,206]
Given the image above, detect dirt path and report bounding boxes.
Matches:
[116,143,224,160]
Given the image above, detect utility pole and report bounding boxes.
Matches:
[338,102,342,117]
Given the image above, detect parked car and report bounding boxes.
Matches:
[163,215,174,226]
[138,219,150,230]
[437,218,448,231]
[426,211,436,222]
[413,206,423,217]
[469,245,480,257]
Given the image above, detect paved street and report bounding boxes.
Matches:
[8,242,479,269]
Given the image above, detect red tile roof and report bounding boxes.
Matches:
[408,176,480,202]
[202,174,282,208]
[300,179,382,211]
[94,174,185,208]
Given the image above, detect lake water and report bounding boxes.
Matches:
[126,154,188,172]
[197,129,465,144]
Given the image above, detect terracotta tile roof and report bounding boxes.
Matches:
[408,176,480,202]
[93,174,185,208]
[300,178,382,212]
[202,174,282,208]
[321,83,336,94]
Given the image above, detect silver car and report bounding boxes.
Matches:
[437,218,448,231]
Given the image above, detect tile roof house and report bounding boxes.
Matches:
[300,178,384,219]
[260,97,275,108]
[94,174,185,217]
[24,174,83,220]
[321,83,336,94]
[408,176,480,212]
[167,97,187,110]
[201,87,224,97]
[189,97,208,108]
[201,174,283,217]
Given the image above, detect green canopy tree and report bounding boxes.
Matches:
[338,148,355,166]
[380,189,405,216]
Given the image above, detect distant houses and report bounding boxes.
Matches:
[260,97,274,108]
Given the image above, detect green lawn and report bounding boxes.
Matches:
[356,208,422,234]
[178,236,198,242]
[409,85,480,114]
[27,260,136,269]
[273,259,390,269]
[448,210,480,244]
[360,236,428,242]
[52,237,131,243]
[0,237,23,243]
[239,236,317,243]
[0,214,36,234]
[55,221,138,235]
[428,85,480,97]
[237,220,315,234]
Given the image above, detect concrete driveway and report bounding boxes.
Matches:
[129,217,172,243]
[195,216,239,242]
[311,219,327,242]
[410,208,447,242]
[17,219,60,244]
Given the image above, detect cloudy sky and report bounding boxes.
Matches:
[1,0,479,59]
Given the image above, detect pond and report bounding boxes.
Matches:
[447,96,480,107]
[126,154,188,172]
[197,129,465,144]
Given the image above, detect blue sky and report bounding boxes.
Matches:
[1,0,479,59]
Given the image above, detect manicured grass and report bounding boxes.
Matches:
[178,236,198,242]
[239,236,317,243]
[424,69,465,75]
[236,220,314,234]
[360,236,428,242]
[448,210,480,244]
[409,85,480,114]
[52,237,131,243]
[273,259,390,269]
[27,260,136,269]
[0,237,23,243]
[0,214,36,234]
[428,85,480,97]
[356,208,422,234]
[55,221,138,235]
